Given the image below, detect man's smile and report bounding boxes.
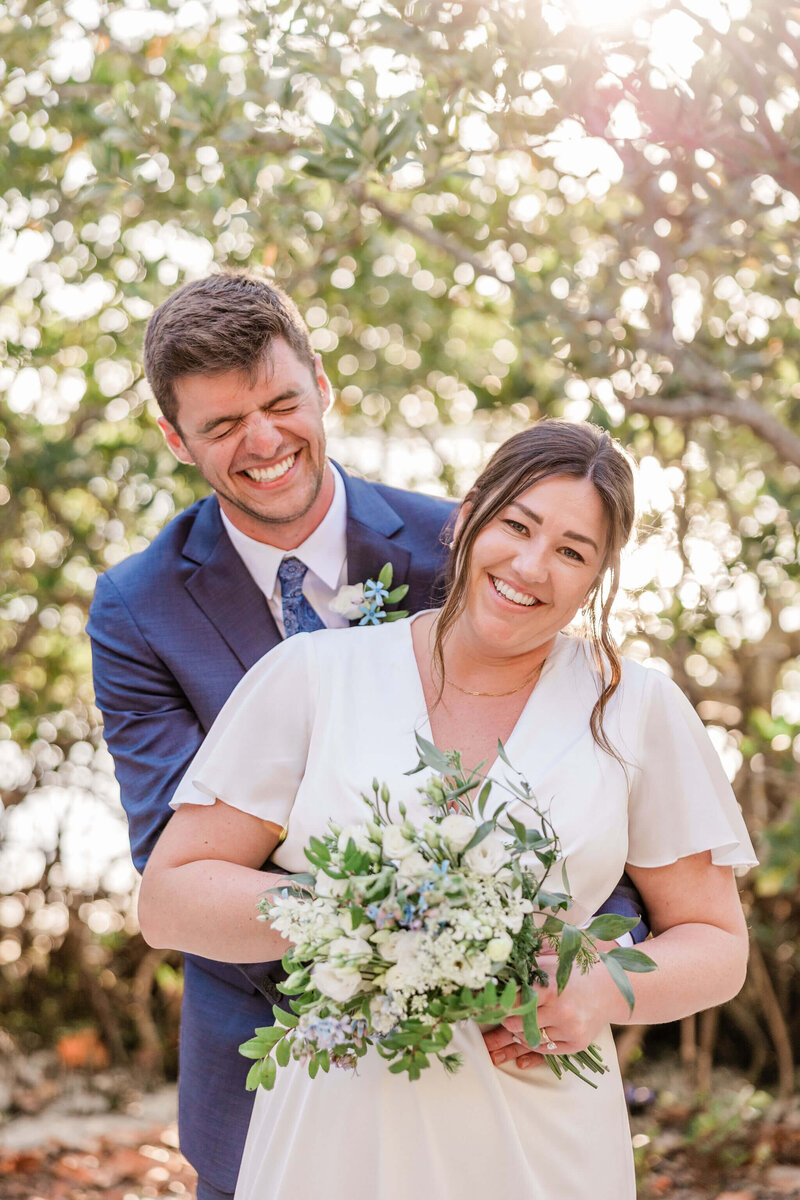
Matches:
[241,453,297,484]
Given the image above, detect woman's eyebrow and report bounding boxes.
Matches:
[509,502,600,553]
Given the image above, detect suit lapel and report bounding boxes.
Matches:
[341,471,411,596]
[183,497,280,672]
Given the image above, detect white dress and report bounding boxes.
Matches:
[171,619,757,1200]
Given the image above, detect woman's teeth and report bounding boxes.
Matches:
[491,576,539,607]
[244,454,296,482]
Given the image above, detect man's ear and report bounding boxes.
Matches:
[314,353,333,414]
[158,416,194,465]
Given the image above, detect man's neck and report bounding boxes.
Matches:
[218,462,337,550]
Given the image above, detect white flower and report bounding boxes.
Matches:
[439,813,478,854]
[329,583,365,619]
[369,994,403,1036]
[377,931,404,962]
[395,850,430,885]
[486,933,514,962]
[314,871,348,899]
[463,833,508,876]
[381,824,416,860]
[338,824,371,854]
[339,911,374,937]
[327,935,372,961]
[312,962,364,1002]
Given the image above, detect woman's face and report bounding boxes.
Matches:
[457,474,609,657]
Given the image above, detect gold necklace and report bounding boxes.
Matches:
[445,659,545,699]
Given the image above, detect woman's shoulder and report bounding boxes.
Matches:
[560,635,679,708]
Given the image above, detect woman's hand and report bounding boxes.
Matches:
[483,951,621,1068]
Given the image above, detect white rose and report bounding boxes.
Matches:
[486,933,514,962]
[378,931,404,962]
[338,825,371,854]
[439,813,478,854]
[339,911,374,937]
[314,871,348,899]
[327,935,372,961]
[312,962,364,1002]
[381,824,416,861]
[395,850,430,885]
[463,833,508,876]
[328,583,365,619]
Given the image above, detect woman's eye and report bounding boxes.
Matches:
[503,519,527,534]
[561,546,585,563]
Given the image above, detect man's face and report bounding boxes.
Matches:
[160,339,333,548]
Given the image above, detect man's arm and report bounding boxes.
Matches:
[596,873,649,945]
[88,572,207,872]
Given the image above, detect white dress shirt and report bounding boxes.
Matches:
[220,464,349,637]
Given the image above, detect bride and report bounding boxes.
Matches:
[139,420,755,1199]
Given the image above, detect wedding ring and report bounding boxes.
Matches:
[540,1027,558,1052]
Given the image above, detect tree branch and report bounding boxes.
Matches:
[352,184,521,294]
[619,391,800,466]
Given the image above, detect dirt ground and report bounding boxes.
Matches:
[1,1062,799,1199]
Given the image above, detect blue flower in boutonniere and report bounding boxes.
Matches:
[329,563,409,625]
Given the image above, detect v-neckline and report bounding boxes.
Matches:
[403,612,567,782]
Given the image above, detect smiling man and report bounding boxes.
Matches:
[88,274,457,1200]
[88,274,645,1200]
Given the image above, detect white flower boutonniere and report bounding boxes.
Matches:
[330,563,409,625]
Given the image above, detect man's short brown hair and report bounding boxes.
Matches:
[143,274,316,428]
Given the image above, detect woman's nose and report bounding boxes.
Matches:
[514,541,549,584]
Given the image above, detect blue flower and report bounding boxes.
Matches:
[358,603,387,626]
[363,579,390,603]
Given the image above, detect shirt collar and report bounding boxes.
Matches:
[220,463,348,598]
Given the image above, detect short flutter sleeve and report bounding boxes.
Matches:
[626,667,757,874]
[169,633,317,829]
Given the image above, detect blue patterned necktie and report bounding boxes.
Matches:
[277,556,326,638]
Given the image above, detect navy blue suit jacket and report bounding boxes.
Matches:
[88,469,456,1193]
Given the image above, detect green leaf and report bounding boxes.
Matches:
[463,820,497,852]
[308,1057,320,1079]
[275,1036,291,1068]
[519,982,540,1048]
[273,1006,299,1028]
[599,951,636,1013]
[378,562,394,587]
[604,946,658,973]
[413,733,452,774]
[386,584,408,603]
[496,739,514,767]
[245,1060,264,1091]
[583,914,639,941]
[477,780,493,817]
[261,1056,277,1089]
[556,924,583,993]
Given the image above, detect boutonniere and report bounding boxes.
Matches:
[329,563,409,625]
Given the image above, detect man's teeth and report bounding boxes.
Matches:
[491,576,539,607]
[244,454,295,483]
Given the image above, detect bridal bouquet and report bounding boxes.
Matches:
[240,737,655,1090]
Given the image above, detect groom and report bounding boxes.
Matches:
[88,274,644,1200]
